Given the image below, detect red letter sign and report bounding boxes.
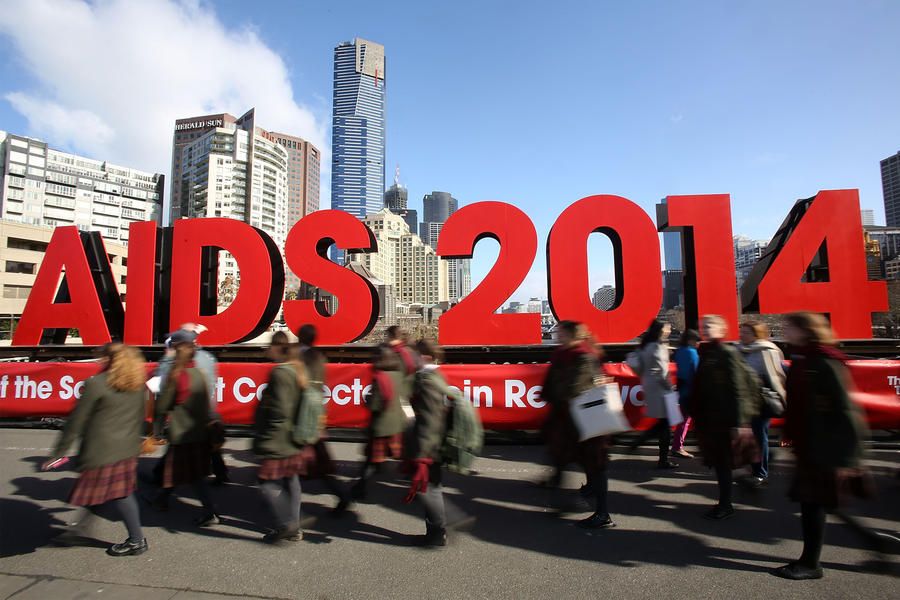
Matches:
[282,210,379,344]
[751,190,887,338]
[169,219,284,344]
[437,201,541,345]
[547,195,662,343]
[12,227,113,345]
[657,194,739,337]
[123,221,158,345]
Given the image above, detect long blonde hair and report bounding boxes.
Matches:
[104,343,147,392]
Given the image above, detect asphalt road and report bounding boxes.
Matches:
[0,430,898,600]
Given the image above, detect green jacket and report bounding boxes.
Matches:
[155,368,211,445]
[52,372,145,471]
[253,364,303,459]
[408,368,451,460]
[368,370,407,438]
[692,342,757,432]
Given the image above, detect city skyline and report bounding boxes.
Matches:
[1,1,899,302]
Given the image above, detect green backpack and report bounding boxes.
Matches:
[440,389,484,474]
[293,377,325,446]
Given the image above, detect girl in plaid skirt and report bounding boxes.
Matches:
[43,344,148,557]
[253,332,310,542]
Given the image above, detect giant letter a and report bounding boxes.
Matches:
[13,227,113,345]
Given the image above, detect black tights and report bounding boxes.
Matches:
[587,469,609,516]
[81,494,143,542]
[798,502,885,568]
[715,466,733,507]
[636,419,672,461]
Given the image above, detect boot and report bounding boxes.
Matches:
[416,523,447,547]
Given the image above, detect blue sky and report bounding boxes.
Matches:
[1,0,898,301]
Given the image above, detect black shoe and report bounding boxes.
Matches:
[739,475,768,489]
[106,538,148,557]
[194,513,220,527]
[576,513,616,529]
[703,505,735,520]
[416,526,447,548]
[263,526,302,544]
[349,482,366,501]
[657,461,679,470]
[332,497,352,517]
[771,562,823,580]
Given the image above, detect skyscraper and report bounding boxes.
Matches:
[593,285,616,311]
[663,231,682,270]
[882,151,900,227]
[419,191,470,301]
[331,38,386,263]
[384,166,417,235]
[169,109,319,292]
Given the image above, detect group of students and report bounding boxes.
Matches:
[42,313,895,580]
[43,324,464,556]
[538,312,896,580]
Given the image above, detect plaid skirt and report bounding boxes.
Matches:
[299,440,336,479]
[258,452,306,481]
[69,456,137,506]
[162,441,211,488]
[366,433,403,464]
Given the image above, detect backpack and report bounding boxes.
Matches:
[440,390,484,474]
[293,378,325,446]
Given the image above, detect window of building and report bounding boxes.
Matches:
[6,237,48,252]
[2,285,32,299]
[5,261,36,274]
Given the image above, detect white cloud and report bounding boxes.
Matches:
[0,0,328,209]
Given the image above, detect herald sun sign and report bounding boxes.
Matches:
[11,190,888,347]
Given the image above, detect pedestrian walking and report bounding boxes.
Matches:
[772,312,897,580]
[156,324,228,485]
[349,344,407,500]
[44,343,149,556]
[628,320,678,469]
[403,339,454,546]
[151,332,219,525]
[539,321,615,529]
[691,315,759,520]
[671,329,700,459]
[253,332,309,542]
[738,320,786,488]
[294,324,353,515]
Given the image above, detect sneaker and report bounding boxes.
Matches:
[194,513,220,527]
[576,513,616,529]
[703,505,736,520]
[771,562,824,580]
[657,460,679,470]
[671,449,694,459]
[415,527,447,548]
[106,538,148,557]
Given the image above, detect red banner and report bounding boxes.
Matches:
[0,361,898,430]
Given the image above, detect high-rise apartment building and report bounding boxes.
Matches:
[0,132,163,245]
[170,109,319,290]
[331,38,386,263]
[861,209,876,227]
[734,235,769,290]
[663,231,682,271]
[592,285,616,311]
[419,191,470,302]
[383,167,417,236]
[881,151,900,227]
[358,209,448,305]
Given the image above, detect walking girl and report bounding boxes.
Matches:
[671,329,700,459]
[540,320,615,529]
[153,335,219,525]
[44,343,149,556]
[253,332,309,542]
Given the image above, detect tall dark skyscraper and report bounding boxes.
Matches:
[330,38,386,263]
[881,151,900,227]
[383,166,417,235]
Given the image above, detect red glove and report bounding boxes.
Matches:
[404,458,433,504]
